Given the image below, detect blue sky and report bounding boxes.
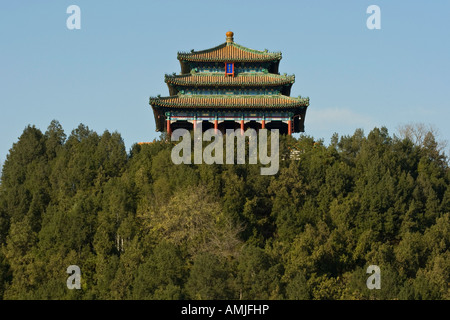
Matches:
[1,0,449,168]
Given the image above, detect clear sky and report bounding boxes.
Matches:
[1,0,449,168]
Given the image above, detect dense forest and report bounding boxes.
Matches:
[0,120,448,300]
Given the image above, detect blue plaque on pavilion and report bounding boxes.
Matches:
[225,62,234,76]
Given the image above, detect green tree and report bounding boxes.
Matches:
[133,242,186,299]
[236,245,283,299]
[186,252,235,300]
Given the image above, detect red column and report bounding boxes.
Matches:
[261,119,265,129]
[193,120,197,131]
[167,119,171,136]
[288,120,292,135]
[214,119,218,132]
[240,120,244,135]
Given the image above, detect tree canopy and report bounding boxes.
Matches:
[0,121,448,300]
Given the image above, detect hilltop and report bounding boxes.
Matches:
[0,120,448,299]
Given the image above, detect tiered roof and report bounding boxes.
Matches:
[177,42,282,62]
[150,95,309,109]
[150,31,309,133]
[165,73,295,87]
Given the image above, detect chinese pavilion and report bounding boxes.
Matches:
[149,31,309,136]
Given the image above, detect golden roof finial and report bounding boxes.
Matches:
[226,31,234,45]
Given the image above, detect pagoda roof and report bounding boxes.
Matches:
[165,73,295,87]
[177,42,282,63]
[150,95,309,109]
